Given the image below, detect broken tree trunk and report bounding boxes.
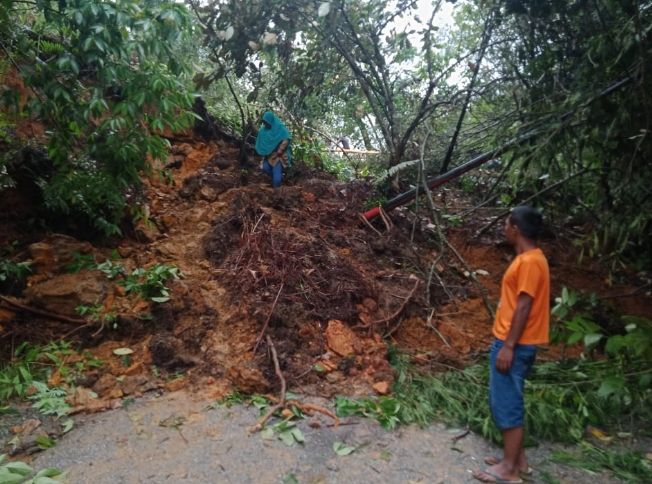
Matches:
[361,76,633,222]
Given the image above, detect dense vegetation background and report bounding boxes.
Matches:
[1,0,650,267]
[0,2,651,479]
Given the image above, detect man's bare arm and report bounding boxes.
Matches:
[496,292,533,373]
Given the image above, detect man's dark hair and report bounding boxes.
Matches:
[509,205,543,239]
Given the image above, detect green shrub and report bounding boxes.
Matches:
[2,0,196,236]
[0,454,64,483]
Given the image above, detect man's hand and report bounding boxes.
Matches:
[496,345,514,373]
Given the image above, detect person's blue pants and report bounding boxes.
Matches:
[489,338,537,430]
[262,159,283,188]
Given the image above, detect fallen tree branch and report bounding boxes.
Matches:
[359,213,383,237]
[253,283,284,354]
[426,308,451,348]
[287,401,338,423]
[0,295,87,324]
[381,277,420,337]
[378,206,394,232]
[474,168,590,238]
[600,282,652,300]
[250,335,286,433]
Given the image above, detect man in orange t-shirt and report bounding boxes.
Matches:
[474,206,549,484]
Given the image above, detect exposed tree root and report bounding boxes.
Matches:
[0,295,87,324]
[249,335,338,433]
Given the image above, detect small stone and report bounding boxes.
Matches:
[120,375,148,395]
[326,371,343,383]
[24,271,107,315]
[325,320,359,357]
[199,186,218,202]
[165,377,186,392]
[93,374,118,396]
[108,388,124,399]
[325,459,339,472]
[372,381,391,395]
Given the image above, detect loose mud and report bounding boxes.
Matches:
[2,133,651,478]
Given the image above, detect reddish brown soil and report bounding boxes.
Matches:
[2,133,651,413]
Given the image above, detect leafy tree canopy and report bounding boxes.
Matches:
[1,0,196,235]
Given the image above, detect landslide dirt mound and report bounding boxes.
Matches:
[3,134,652,416]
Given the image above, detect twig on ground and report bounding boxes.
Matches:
[378,206,393,232]
[253,283,284,354]
[326,420,358,428]
[251,213,266,234]
[426,308,451,348]
[59,322,94,341]
[451,428,470,442]
[91,320,106,338]
[250,335,286,433]
[250,337,340,433]
[381,277,420,337]
[0,295,87,324]
[287,401,338,422]
[359,213,383,237]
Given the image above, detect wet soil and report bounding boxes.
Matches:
[2,133,652,475]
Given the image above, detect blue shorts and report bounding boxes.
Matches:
[489,338,537,430]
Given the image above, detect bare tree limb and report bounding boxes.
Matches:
[253,283,284,354]
[0,296,87,324]
[474,168,591,238]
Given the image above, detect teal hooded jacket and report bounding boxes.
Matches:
[255,111,292,164]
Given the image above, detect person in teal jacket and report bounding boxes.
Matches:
[255,111,292,188]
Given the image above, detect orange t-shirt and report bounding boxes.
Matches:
[492,248,550,345]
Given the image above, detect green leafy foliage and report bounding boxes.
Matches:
[76,304,117,329]
[551,287,652,365]
[0,259,31,284]
[339,345,651,449]
[0,343,46,401]
[552,441,652,483]
[0,341,100,418]
[260,420,305,447]
[118,264,181,302]
[1,0,196,236]
[334,395,401,430]
[64,252,96,273]
[0,454,64,484]
[484,0,652,266]
[333,441,357,456]
[95,260,125,280]
[0,258,31,295]
[28,382,70,418]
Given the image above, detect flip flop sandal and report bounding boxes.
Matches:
[483,456,533,475]
[472,469,523,484]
